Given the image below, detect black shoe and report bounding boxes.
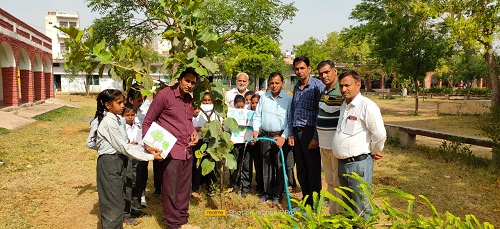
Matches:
[153,189,161,197]
[131,210,151,218]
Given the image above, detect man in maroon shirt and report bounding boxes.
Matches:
[142,67,199,229]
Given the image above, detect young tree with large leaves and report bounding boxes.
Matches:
[350,0,451,115]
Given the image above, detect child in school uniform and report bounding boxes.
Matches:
[229,95,253,198]
[192,92,220,196]
[249,94,264,197]
[125,85,150,210]
[93,89,162,229]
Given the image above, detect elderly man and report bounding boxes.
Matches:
[316,60,343,215]
[332,70,386,219]
[225,72,249,108]
[288,56,324,208]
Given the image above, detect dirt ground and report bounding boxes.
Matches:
[0,94,498,228]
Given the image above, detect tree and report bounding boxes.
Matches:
[350,0,451,115]
[293,37,329,69]
[62,0,297,206]
[435,0,500,107]
[219,35,287,90]
[86,0,297,46]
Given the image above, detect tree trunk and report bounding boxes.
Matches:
[122,79,127,91]
[85,75,91,96]
[484,42,500,108]
[366,74,373,92]
[414,77,419,115]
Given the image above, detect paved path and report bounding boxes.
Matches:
[0,98,81,130]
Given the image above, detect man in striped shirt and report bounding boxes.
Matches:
[316,60,343,215]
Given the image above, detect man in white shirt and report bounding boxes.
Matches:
[225,72,249,108]
[332,70,386,219]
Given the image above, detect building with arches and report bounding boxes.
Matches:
[0,8,53,107]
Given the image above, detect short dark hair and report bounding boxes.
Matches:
[251,94,261,100]
[338,70,361,82]
[317,60,335,70]
[244,91,255,98]
[293,56,310,67]
[234,94,245,105]
[122,103,136,115]
[179,67,199,80]
[268,72,284,82]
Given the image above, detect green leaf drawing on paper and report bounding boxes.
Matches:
[151,130,164,143]
[162,141,170,151]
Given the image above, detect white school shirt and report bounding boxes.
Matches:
[225,88,249,108]
[97,112,154,161]
[126,121,143,145]
[332,93,386,159]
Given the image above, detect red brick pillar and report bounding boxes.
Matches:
[34,71,46,100]
[20,69,34,103]
[45,72,54,98]
[438,80,443,87]
[478,78,483,88]
[424,73,432,88]
[2,67,19,106]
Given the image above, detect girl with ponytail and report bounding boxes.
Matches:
[91,89,162,228]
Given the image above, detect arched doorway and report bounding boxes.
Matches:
[18,48,32,103]
[33,54,44,101]
[0,41,16,106]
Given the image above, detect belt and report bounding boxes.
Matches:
[262,130,283,137]
[293,126,313,131]
[338,154,369,164]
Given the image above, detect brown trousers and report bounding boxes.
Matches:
[161,156,193,229]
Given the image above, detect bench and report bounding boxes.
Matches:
[385,124,496,148]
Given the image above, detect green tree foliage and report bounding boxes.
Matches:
[350,0,451,115]
[202,0,297,41]
[293,37,329,69]
[219,35,287,89]
[435,0,500,107]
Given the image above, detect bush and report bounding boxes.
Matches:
[390,88,402,93]
[252,174,494,229]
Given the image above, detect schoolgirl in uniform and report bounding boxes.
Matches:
[93,89,161,229]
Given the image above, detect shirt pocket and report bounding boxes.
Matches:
[341,118,362,136]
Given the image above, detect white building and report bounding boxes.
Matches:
[45,11,80,60]
[45,11,173,93]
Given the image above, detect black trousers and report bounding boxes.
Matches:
[293,126,322,207]
[229,143,253,193]
[153,160,162,193]
[260,137,288,200]
[252,141,264,195]
[97,154,128,229]
[286,146,297,188]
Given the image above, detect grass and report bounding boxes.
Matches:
[0,94,498,228]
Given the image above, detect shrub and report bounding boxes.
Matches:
[251,174,494,229]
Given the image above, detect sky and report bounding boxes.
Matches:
[1,0,362,52]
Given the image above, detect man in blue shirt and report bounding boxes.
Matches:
[288,56,324,208]
[251,72,292,205]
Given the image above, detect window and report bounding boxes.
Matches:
[59,21,68,27]
[69,22,77,27]
[53,63,60,67]
[87,75,100,85]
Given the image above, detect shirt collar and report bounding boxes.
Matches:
[105,111,121,121]
[325,81,339,94]
[266,90,284,99]
[349,93,363,107]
